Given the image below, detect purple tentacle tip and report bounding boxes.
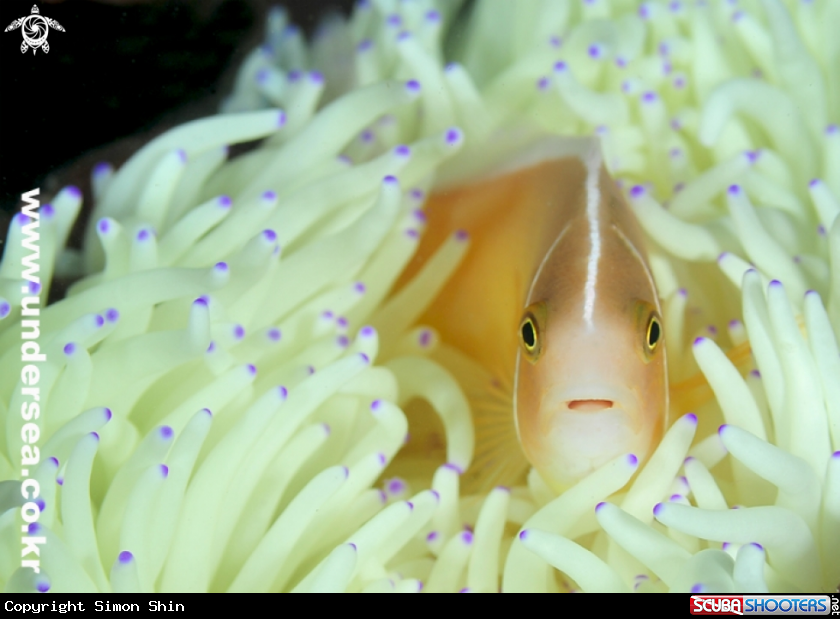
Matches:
[445,127,462,144]
[278,385,288,399]
[29,522,40,534]
[630,185,646,199]
[519,530,528,541]
[36,581,50,593]
[443,462,463,475]
[670,494,683,502]
[370,400,382,412]
[29,282,42,295]
[207,341,216,353]
[246,364,257,376]
[160,464,169,478]
[553,60,568,72]
[455,229,469,241]
[309,71,324,84]
[727,184,741,195]
[426,531,439,542]
[106,308,120,322]
[461,531,474,544]
[63,343,76,355]
[684,456,695,464]
[94,314,104,327]
[262,190,277,201]
[418,329,432,347]
[268,328,281,341]
[383,174,398,184]
[97,219,110,234]
[263,229,277,242]
[159,426,174,440]
[276,109,288,127]
[357,39,372,52]
[832,451,840,459]
[691,584,705,594]
[751,542,764,551]
[653,502,664,517]
[104,408,112,421]
[321,423,330,436]
[214,262,228,272]
[118,551,133,564]
[202,408,212,417]
[91,432,100,441]
[377,452,387,466]
[234,325,245,340]
[397,31,411,42]
[718,424,729,435]
[406,501,414,510]
[49,457,59,467]
[426,9,441,22]
[394,144,411,157]
[749,369,761,379]
[693,336,705,346]
[685,413,697,424]
[588,44,602,59]
[41,203,55,218]
[627,454,638,466]
[359,352,370,363]
[0,302,9,318]
[93,161,111,176]
[641,91,657,103]
[387,13,402,26]
[405,79,421,93]
[336,316,348,328]
[136,228,151,242]
[35,498,45,511]
[360,326,375,337]
[337,335,350,348]
[430,489,440,501]
[348,542,357,551]
[826,124,838,135]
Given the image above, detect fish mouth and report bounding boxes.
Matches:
[567,399,614,412]
[534,385,651,488]
[547,385,638,417]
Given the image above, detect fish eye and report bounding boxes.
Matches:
[521,317,537,351]
[646,314,662,352]
[519,302,547,362]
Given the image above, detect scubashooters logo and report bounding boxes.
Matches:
[5,5,65,54]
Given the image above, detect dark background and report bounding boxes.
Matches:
[0,0,355,217]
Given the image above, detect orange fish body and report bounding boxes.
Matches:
[400,139,668,492]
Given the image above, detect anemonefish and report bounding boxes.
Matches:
[398,138,668,493]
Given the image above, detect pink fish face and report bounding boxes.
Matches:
[514,164,668,492]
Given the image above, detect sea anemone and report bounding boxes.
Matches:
[1,0,837,593]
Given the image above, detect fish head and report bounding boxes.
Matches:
[514,216,668,491]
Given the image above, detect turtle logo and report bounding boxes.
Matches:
[5,5,65,55]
